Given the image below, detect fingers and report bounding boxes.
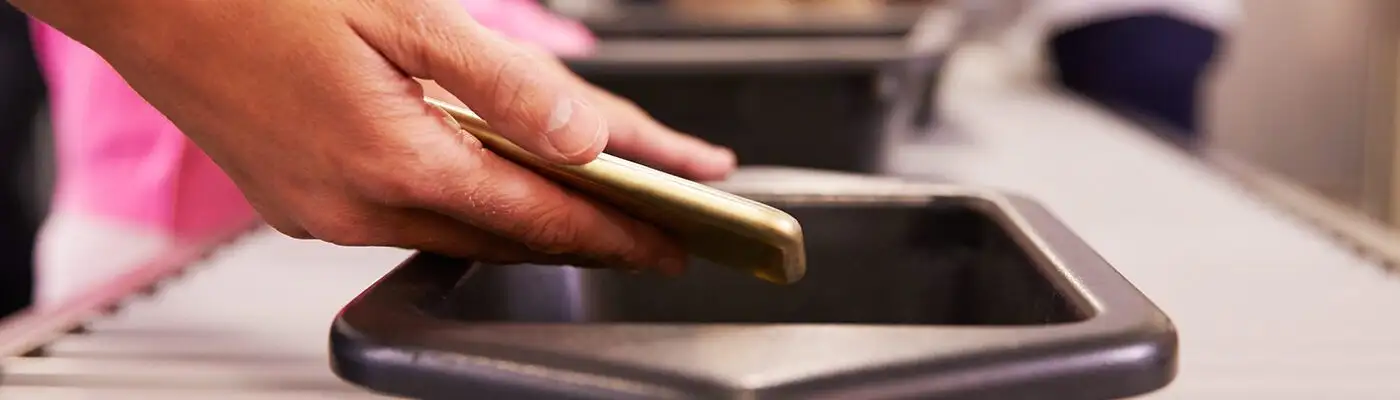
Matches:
[423,138,689,274]
[418,68,737,181]
[340,1,690,274]
[586,88,738,181]
[269,202,664,271]
[337,93,686,275]
[347,1,608,165]
[521,44,738,181]
[368,208,541,263]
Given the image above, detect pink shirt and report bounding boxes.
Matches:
[31,0,595,240]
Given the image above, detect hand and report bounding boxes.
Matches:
[16,0,737,273]
[419,44,736,181]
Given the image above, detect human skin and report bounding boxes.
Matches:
[12,0,737,274]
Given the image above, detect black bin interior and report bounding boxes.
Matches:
[563,3,943,173]
[437,202,1084,326]
[573,2,930,39]
[576,73,897,174]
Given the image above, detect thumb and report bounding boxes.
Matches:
[350,2,608,164]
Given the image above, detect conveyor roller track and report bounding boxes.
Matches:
[0,225,407,399]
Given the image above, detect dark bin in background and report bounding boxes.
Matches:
[330,174,1178,400]
[560,2,951,173]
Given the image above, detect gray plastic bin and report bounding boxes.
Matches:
[330,183,1176,399]
[563,3,949,173]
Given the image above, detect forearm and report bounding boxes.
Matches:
[8,0,128,42]
[8,0,222,60]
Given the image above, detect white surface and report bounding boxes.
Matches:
[5,232,409,399]
[893,45,1400,398]
[83,233,407,358]
[34,211,173,307]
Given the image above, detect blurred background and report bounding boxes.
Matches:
[1210,0,1400,224]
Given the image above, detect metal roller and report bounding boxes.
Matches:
[3,358,344,390]
[0,226,409,399]
[0,387,386,400]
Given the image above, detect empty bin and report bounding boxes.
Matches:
[330,169,1177,400]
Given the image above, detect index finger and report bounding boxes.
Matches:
[347,2,610,165]
[408,104,686,274]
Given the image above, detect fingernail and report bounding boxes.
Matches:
[546,97,605,158]
[546,97,573,131]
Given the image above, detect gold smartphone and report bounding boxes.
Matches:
[426,98,806,284]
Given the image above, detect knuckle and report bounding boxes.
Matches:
[336,107,490,208]
[354,166,431,206]
[347,156,458,208]
[357,1,463,77]
[487,53,543,126]
[420,33,469,78]
[488,53,528,101]
[513,202,585,255]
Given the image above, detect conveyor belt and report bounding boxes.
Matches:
[5,44,1400,399]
